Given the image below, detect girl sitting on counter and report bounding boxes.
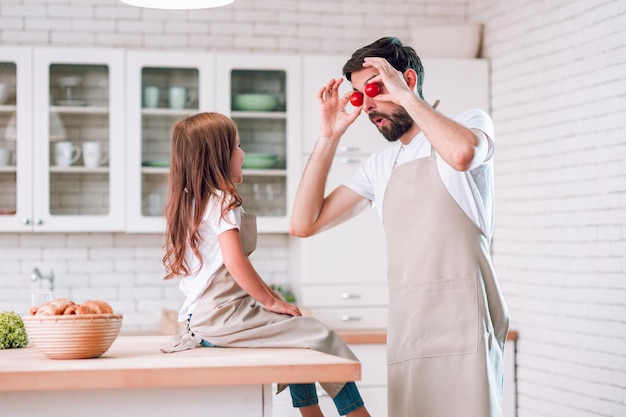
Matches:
[160,112,372,417]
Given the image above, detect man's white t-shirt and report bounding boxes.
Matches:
[343,108,496,240]
[177,192,242,321]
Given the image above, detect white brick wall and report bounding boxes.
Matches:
[471,0,626,416]
[0,0,468,331]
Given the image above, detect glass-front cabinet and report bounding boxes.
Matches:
[0,47,31,232]
[0,47,125,232]
[125,51,214,232]
[215,54,301,232]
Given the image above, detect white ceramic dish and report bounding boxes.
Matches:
[233,94,279,111]
[242,153,277,169]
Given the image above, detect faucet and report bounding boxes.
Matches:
[31,268,55,292]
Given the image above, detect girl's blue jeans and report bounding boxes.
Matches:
[289,382,364,416]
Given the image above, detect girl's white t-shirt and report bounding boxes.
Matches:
[343,108,496,240]
[177,192,241,321]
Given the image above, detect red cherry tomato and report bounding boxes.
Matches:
[365,83,381,97]
[350,91,363,107]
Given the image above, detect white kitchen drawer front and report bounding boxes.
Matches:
[306,307,387,330]
[300,284,388,308]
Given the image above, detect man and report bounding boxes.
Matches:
[290,36,509,417]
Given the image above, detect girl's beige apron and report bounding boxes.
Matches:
[161,211,357,398]
[382,149,509,417]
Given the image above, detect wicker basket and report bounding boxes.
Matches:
[22,314,123,359]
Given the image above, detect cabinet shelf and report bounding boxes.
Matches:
[141,167,168,174]
[0,105,16,113]
[231,111,286,119]
[138,167,287,177]
[141,108,198,117]
[49,166,109,174]
[243,168,286,176]
[50,105,109,114]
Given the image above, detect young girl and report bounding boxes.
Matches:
[160,112,372,417]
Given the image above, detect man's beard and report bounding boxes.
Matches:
[369,108,414,142]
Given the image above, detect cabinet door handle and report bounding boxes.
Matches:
[34,218,43,225]
[340,292,361,300]
[337,145,360,153]
[341,315,362,321]
[22,218,30,225]
[339,157,362,165]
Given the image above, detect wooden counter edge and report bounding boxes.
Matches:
[337,329,518,344]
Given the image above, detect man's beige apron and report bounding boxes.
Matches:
[161,211,357,398]
[382,149,509,417]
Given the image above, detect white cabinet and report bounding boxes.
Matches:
[272,343,388,417]
[0,47,125,232]
[125,50,214,233]
[0,47,32,231]
[215,54,302,233]
[124,52,301,234]
[293,55,389,330]
[292,154,387,330]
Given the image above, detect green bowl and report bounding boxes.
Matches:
[242,153,277,169]
[233,94,279,111]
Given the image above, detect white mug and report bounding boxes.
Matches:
[54,141,81,167]
[82,141,108,168]
[0,148,12,166]
[0,83,9,105]
[147,192,162,216]
[168,86,187,109]
[143,86,160,108]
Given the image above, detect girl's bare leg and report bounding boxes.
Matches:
[298,404,324,417]
[346,406,371,417]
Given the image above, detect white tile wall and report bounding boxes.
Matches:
[0,232,290,333]
[471,1,626,416]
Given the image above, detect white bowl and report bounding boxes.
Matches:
[410,23,483,59]
[242,153,278,169]
[233,94,279,111]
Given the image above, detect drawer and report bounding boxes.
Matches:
[306,307,388,330]
[300,284,388,307]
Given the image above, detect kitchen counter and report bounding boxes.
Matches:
[0,335,360,417]
[335,329,518,345]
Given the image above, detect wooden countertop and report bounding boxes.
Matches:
[0,335,361,393]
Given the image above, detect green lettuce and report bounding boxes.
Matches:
[0,311,29,349]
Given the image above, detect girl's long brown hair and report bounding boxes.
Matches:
[162,112,242,280]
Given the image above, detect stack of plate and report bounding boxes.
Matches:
[232,94,279,111]
[22,314,123,359]
[242,153,277,169]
